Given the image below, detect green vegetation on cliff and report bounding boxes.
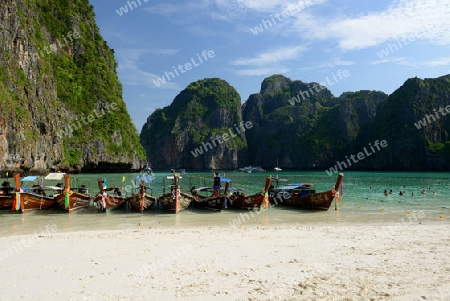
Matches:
[140,78,246,169]
[0,0,144,172]
[40,0,145,164]
[163,78,242,143]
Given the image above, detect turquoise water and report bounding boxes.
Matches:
[0,171,449,236]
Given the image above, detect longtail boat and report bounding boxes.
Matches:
[269,173,344,211]
[229,177,271,210]
[0,176,15,209]
[93,178,126,211]
[158,173,195,213]
[55,174,91,212]
[127,193,156,212]
[126,176,156,212]
[190,180,231,211]
[0,194,14,209]
[12,173,59,212]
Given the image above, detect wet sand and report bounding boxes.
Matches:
[0,200,448,237]
[0,212,449,300]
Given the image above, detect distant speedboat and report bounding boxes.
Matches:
[251,166,266,172]
[239,166,252,173]
[274,157,282,171]
[141,167,153,174]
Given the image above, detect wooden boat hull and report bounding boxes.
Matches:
[273,191,334,211]
[158,192,194,213]
[229,193,264,210]
[126,194,156,212]
[191,196,224,211]
[56,193,91,212]
[229,177,271,211]
[93,194,126,211]
[16,193,58,212]
[0,196,14,209]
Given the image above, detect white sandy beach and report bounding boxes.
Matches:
[0,222,449,301]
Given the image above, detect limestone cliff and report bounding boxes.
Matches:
[0,0,145,174]
[140,73,450,171]
[242,75,388,169]
[140,78,247,169]
[242,74,450,171]
[367,75,450,170]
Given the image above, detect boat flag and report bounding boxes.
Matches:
[14,192,20,211]
[122,176,126,183]
[12,193,16,210]
[264,191,269,208]
[65,191,70,208]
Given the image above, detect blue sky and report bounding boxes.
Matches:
[91,0,450,131]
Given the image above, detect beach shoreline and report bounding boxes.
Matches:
[0,222,449,301]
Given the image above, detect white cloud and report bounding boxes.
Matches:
[116,49,180,90]
[291,0,450,50]
[397,56,450,67]
[233,67,289,76]
[370,56,450,67]
[421,57,450,67]
[223,0,323,13]
[334,57,353,66]
[231,46,306,66]
[145,0,323,22]
[301,56,353,70]
[145,1,210,17]
[185,26,219,37]
[370,57,407,65]
[230,46,306,76]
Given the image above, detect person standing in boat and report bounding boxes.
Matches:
[212,173,221,197]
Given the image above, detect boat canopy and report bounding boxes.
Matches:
[220,177,231,182]
[21,176,39,182]
[41,185,64,191]
[45,173,65,180]
[193,186,243,192]
[193,186,211,192]
[136,175,152,183]
[272,177,288,182]
[275,183,315,190]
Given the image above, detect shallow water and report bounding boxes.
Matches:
[0,171,449,236]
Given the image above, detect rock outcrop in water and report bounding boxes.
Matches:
[0,0,145,174]
[141,74,450,171]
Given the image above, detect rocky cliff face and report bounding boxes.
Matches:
[0,0,145,174]
[242,75,388,169]
[367,75,450,170]
[140,73,450,171]
[140,78,247,169]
